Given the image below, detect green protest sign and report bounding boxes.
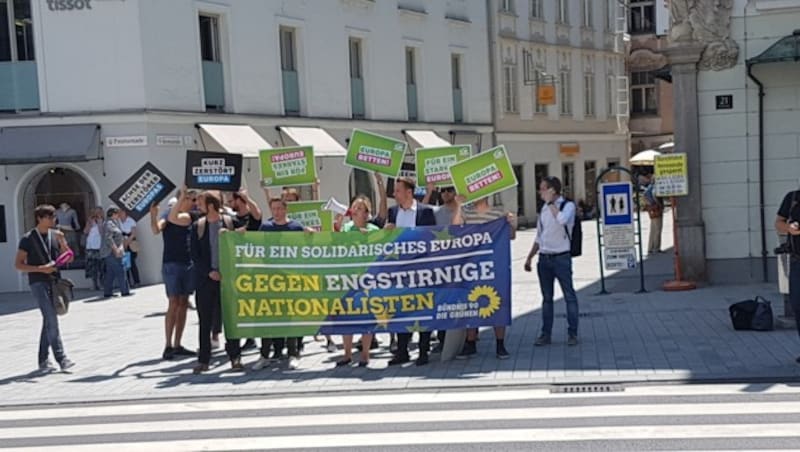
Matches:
[259,146,317,187]
[345,129,407,177]
[414,145,472,187]
[286,201,333,232]
[449,145,518,203]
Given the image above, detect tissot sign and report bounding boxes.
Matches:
[46,0,93,11]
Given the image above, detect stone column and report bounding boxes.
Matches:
[663,44,707,281]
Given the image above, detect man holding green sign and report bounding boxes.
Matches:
[345,129,408,177]
[449,145,518,203]
[259,146,317,187]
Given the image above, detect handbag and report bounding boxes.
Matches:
[30,229,74,316]
[729,296,774,331]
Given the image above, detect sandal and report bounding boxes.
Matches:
[335,358,352,367]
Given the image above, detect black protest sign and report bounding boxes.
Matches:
[108,162,176,222]
[185,150,242,191]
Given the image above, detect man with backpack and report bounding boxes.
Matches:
[523,176,580,347]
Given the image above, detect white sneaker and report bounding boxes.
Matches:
[326,342,336,353]
[211,338,220,349]
[288,357,300,370]
[251,356,271,371]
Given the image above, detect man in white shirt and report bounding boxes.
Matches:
[523,176,580,346]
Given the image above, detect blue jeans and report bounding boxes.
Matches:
[789,257,800,339]
[537,253,579,337]
[104,255,130,297]
[31,281,66,365]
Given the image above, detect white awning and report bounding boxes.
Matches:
[404,130,451,150]
[278,126,347,157]
[197,124,271,157]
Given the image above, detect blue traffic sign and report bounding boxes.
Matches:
[600,182,633,226]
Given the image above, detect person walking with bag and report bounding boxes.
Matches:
[15,204,75,372]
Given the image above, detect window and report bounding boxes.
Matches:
[280,27,300,115]
[199,14,224,110]
[559,70,571,115]
[1,0,34,62]
[500,0,514,13]
[631,71,657,114]
[349,38,362,79]
[607,74,615,117]
[279,27,296,71]
[452,54,463,123]
[451,54,462,91]
[629,0,655,33]
[406,47,418,121]
[557,0,569,24]
[604,0,612,32]
[349,38,365,119]
[502,65,518,113]
[199,15,220,62]
[584,72,595,117]
[534,68,547,114]
[530,0,543,18]
[581,0,592,28]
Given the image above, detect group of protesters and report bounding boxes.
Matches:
[17,173,584,374]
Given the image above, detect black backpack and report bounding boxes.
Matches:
[560,199,582,257]
[729,297,774,331]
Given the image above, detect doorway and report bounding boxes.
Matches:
[23,167,96,270]
[584,160,597,214]
[534,163,549,213]
[513,164,525,218]
[561,162,575,199]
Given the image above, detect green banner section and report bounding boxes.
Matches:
[414,145,472,188]
[259,146,317,187]
[449,145,518,203]
[286,201,333,232]
[345,129,407,177]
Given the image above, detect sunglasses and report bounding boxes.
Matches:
[440,187,456,193]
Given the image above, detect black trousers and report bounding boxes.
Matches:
[396,332,431,358]
[196,278,239,364]
[260,337,300,358]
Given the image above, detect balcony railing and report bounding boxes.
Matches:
[202,60,225,110]
[0,61,40,111]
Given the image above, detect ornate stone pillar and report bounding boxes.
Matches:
[663,0,739,282]
[663,44,707,281]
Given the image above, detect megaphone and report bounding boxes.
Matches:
[323,197,349,216]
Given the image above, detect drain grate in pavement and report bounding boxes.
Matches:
[550,384,625,394]
[555,312,603,319]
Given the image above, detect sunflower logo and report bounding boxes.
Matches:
[468,285,502,319]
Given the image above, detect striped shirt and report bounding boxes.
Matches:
[462,207,506,225]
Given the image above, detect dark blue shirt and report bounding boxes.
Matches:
[259,220,305,232]
[162,220,192,264]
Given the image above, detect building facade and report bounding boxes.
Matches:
[0,0,492,292]
[489,0,628,227]
[627,0,673,153]
[685,0,800,282]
